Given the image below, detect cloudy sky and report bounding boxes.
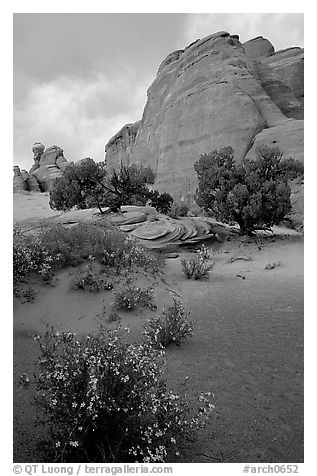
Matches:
[13,13,304,171]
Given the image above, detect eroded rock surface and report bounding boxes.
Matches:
[105,31,304,220]
[31,145,68,191]
[105,121,140,169]
[13,166,27,193]
[14,143,71,193]
[243,36,275,60]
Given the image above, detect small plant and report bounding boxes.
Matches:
[114,285,156,311]
[168,202,189,218]
[107,310,121,323]
[13,227,55,283]
[20,326,214,462]
[13,283,37,303]
[143,295,194,348]
[72,262,113,293]
[181,244,215,280]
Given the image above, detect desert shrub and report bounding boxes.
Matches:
[194,145,304,234]
[49,159,108,213]
[123,241,162,274]
[168,202,189,218]
[148,190,174,214]
[72,261,113,293]
[108,163,156,209]
[13,227,54,283]
[107,310,120,323]
[20,326,214,462]
[114,285,156,311]
[143,295,194,348]
[181,245,215,280]
[39,223,107,268]
[13,283,38,303]
[13,223,162,286]
[49,159,156,213]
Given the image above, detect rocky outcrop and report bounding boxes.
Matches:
[20,170,41,192]
[253,47,304,119]
[31,145,68,191]
[13,166,27,193]
[243,36,275,60]
[105,121,140,169]
[14,143,71,193]
[105,31,304,215]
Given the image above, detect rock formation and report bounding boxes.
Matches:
[105,31,304,222]
[31,144,69,191]
[14,143,71,193]
[105,121,140,168]
[20,169,41,192]
[13,166,27,193]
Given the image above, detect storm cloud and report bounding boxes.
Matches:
[14,13,304,170]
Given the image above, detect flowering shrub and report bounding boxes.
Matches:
[124,241,162,274]
[13,223,162,286]
[20,326,214,462]
[72,260,113,293]
[13,283,37,302]
[114,285,156,311]
[143,295,194,347]
[181,245,215,280]
[13,227,55,283]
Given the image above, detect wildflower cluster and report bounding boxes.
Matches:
[13,222,162,287]
[124,241,162,274]
[143,295,194,347]
[13,227,56,282]
[100,239,161,275]
[20,326,214,463]
[114,285,156,311]
[72,261,113,293]
[181,244,215,280]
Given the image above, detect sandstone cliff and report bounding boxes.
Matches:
[105,31,304,212]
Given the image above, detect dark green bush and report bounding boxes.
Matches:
[148,190,174,214]
[194,145,304,234]
[168,202,189,218]
[49,159,156,213]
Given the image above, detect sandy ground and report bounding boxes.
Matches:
[13,193,304,463]
[13,192,61,222]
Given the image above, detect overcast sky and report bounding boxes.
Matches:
[13,13,304,171]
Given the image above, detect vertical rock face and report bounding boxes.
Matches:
[20,170,41,192]
[253,48,304,119]
[13,166,27,193]
[105,31,304,209]
[31,145,68,191]
[105,121,140,169]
